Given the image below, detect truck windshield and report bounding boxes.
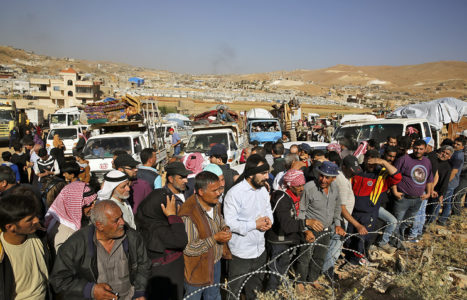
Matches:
[50,114,67,124]
[250,121,280,132]
[48,128,78,140]
[334,126,361,141]
[186,133,228,153]
[82,137,132,158]
[0,110,14,121]
[359,124,403,144]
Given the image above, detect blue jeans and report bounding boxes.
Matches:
[393,196,422,238]
[322,232,344,275]
[378,207,397,245]
[184,260,221,300]
[409,199,427,238]
[439,186,456,224]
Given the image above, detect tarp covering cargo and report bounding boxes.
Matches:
[388,97,467,130]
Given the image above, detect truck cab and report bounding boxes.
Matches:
[334,118,436,147]
[82,131,149,180]
[184,123,242,166]
[50,107,81,129]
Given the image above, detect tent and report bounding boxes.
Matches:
[388,97,467,130]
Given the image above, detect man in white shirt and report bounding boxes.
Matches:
[224,154,273,299]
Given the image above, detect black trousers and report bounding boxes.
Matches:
[147,256,184,300]
[227,251,267,300]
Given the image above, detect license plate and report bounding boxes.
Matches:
[99,163,108,170]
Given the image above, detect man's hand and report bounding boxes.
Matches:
[421,193,430,200]
[304,230,315,243]
[355,224,368,235]
[161,195,177,217]
[439,195,444,204]
[256,217,271,231]
[393,190,403,200]
[335,226,346,236]
[306,219,324,232]
[431,190,438,198]
[93,283,116,300]
[214,231,232,243]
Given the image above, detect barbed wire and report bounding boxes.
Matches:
[184,188,467,300]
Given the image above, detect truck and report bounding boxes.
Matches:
[246,108,282,144]
[184,123,243,166]
[49,107,82,129]
[25,109,44,126]
[0,100,16,141]
[333,118,437,147]
[81,97,168,181]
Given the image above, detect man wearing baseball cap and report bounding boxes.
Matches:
[296,161,345,289]
[344,150,401,264]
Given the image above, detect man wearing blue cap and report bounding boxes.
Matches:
[297,161,345,289]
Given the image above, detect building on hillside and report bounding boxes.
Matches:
[29,67,101,108]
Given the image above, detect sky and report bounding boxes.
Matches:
[1,0,466,74]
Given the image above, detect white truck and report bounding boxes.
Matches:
[333,117,437,147]
[49,107,82,129]
[184,123,244,166]
[25,109,44,126]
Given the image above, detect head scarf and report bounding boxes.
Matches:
[45,181,97,232]
[183,152,205,177]
[283,169,305,187]
[97,170,129,200]
[327,143,341,154]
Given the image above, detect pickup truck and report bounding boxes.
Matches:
[184,123,243,166]
[333,118,437,147]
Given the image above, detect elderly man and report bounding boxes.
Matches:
[50,200,150,300]
[179,171,231,299]
[297,161,345,289]
[114,153,152,214]
[223,154,273,299]
[97,170,136,229]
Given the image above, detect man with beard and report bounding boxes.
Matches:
[114,153,152,214]
[223,154,273,299]
[50,200,150,300]
[179,171,231,299]
[0,195,52,299]
[97,170,136,229]
[135,161,191,300]
[45,181,97,252]
[392,140,433,241]
[425,145,453,225]
[297,161,345,289]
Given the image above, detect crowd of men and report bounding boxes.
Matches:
[1,129,466,300]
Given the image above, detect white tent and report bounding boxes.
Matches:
[388,97,467,130]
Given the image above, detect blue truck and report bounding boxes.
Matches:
[246,108,282,144]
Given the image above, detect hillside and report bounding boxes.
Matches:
[1,45,466,100]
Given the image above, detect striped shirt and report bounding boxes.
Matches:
[181,199,225,263]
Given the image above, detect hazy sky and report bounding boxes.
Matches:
[1,0,466,74]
